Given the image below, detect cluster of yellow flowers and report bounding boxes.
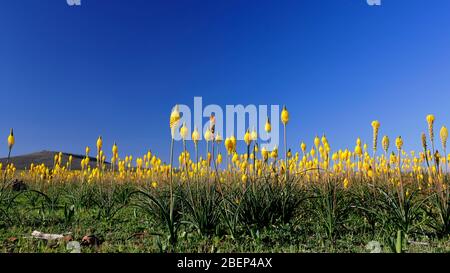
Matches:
[2,111,450,191]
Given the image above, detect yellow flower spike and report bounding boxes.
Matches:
[300,142,306,153]
[426,114,435,149]
[314,136,320,148]
[230,135,237,150]
[243,154,248,162]
[7,128,15,150]
[241,173,248,183]
[224,138,231,154]
[420,133,429,158]
[232,153,238,163]
[265,117,271,133]
[270,146,278,159]
[180,122,189,140]
[324,143,330,153]
[136,158,143,169]
[343,178,349,189]
[396,136,403,151]
[254,143,259,153]
[192,127,200,144]
[280,105,289,125]
[244,129,251,146]
[382,136,389,154]
[332,153,338,161]
[251,128,258,141]
[371,120,380,129]
[354,145,362,157]
[112,142,118,157]
[321,135,328,146]
[426,114,435,127]
[371,120,380,153]
[170,105,181,129]
[440,126,448,150]
[261,147,269,162]
[204,128,212,142]
[96,136,103,152]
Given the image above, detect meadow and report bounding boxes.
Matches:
[0,108,449,253]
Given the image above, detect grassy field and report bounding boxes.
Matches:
[1,175,449,253]
[1,113,449,253]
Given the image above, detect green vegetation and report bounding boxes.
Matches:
[1,177,449,253]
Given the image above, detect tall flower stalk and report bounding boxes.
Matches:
[96,136,103,170]
[7,128,14,166]
[396,136,404,202]
[382,135,389,167]
[213,133,222,179]
[180,122,189,174]
[281,106,289,180]
[251,128,258,179]
[191,126,200,190]
[112,142,118,172]
[427,114,435,165]
[169,104,181,228]
[422,132,430,169]
[4,128,15,183]
[371,120,380,172]
[244,129,252,184]
[440,126,448,173]
[205,128,212,175]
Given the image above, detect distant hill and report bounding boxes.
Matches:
[0,150,110,170]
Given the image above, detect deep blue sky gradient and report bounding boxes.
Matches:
[1,0,450,162]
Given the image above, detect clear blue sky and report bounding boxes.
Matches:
[1,0,450,162]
